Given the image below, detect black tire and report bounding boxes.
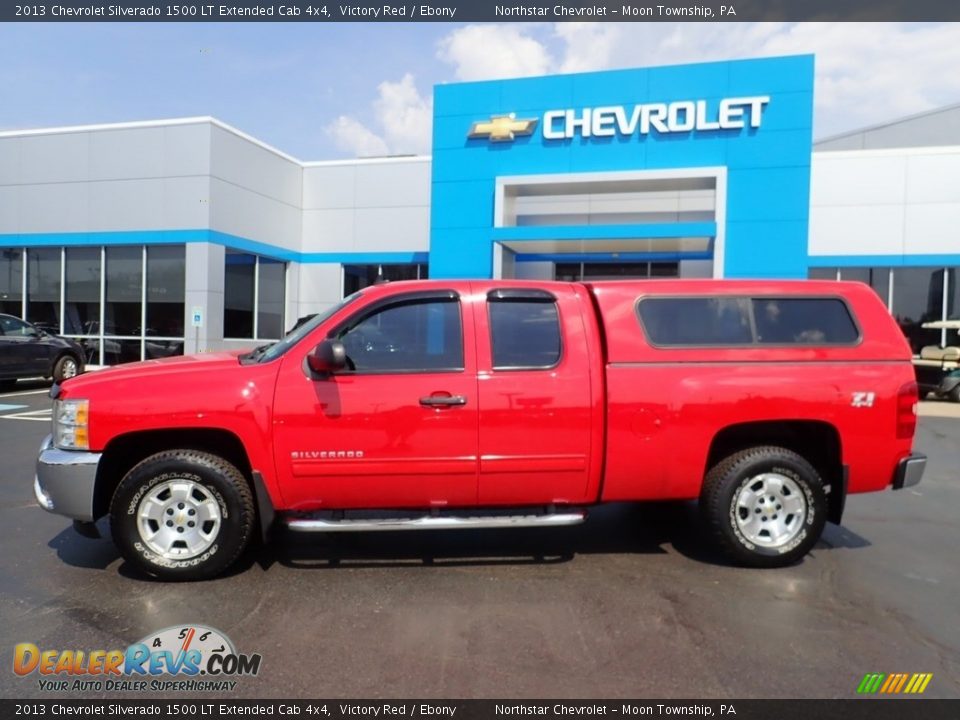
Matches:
[109,450,255,581]
[700,446,827,568]
[52,354,81,383]
[949,385,960,403]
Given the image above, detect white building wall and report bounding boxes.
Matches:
[301,158,431,254]
[295,263,344,318]
[208,124,302,253]
[0,122,212,234]
[809,146,960,259]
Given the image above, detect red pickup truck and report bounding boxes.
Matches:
[35,279,925,580]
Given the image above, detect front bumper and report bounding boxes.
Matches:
[34,434,102,521]
[892,453,926,490]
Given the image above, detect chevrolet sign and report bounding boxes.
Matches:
[469,96,770,142]
[468,114,539,142]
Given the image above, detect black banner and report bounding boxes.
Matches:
[3,700,960,720]
[4,0,960,23]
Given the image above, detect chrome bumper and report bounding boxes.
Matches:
[892,453,926,490]
[34,434,103,522]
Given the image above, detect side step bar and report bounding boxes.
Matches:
[284,511,587,533]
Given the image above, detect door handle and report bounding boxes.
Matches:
[420,395,467,407]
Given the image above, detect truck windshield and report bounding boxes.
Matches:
[251,291,363,364]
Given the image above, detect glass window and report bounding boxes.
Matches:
[488,297,561,369]
[146,246,185,338]
[839,267,890,307]
[103,338,143,365]
[224,251,255,338]
[336,297,462,372]
[64,247,101,335]
[0,315,33,336]
[808,267,838,280]
[0,248,23,317]
[638,297,753,346]
[26,248,61,332]
[892,267,943,353]
[947,268,960,348]
[343,264,426,296]
[104,247,142,337]
[752,298,859,344]
[649,262,679,278]
[257,258,285,340]
[555,262,679,281]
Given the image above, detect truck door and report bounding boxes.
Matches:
[0,316,33,377]
[272,290,479,509]
[475,287,597,505]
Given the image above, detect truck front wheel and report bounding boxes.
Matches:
[109,450,255,580]
[700,446,827,568]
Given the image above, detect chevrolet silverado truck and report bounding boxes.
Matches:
[35,279,926,580]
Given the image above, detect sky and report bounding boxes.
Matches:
[1,22,959,160]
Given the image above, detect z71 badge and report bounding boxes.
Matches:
[851,392,876,408]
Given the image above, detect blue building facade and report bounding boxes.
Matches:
[429,55,814,280]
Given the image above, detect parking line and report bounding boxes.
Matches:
[0,389,51,398]
[0,409,52,422]
[0,404,28,412]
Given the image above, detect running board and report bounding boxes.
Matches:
[284,511,587,533]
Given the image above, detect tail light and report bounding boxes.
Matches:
[896,381,919,439]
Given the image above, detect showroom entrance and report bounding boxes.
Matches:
[554,261,679,281]
[489,168,721,282]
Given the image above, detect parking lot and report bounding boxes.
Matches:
[1,381,958,700]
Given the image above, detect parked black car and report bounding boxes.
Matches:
[0,314,85,389]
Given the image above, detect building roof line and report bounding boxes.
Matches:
[0,116,427,167]
[815,101,960,145]
[302,155,431,167]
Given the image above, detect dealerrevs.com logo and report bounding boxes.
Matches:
[13,624,262,693]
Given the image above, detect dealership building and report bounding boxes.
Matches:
[1,53,959,365]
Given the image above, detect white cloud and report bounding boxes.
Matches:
[326,73,432,157]
[554,23,621,74]
[326,115,389,157]
[434,22,960,139]
[373,73,433,154]
[437,25,553,81]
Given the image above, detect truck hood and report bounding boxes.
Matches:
[60,351,249,393]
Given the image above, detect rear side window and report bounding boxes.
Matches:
[637,296,859,347]
[752,298,859,344]
[637,297,753,346]
[488,294,561,369]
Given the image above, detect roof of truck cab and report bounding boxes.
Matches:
[364,278,876,293]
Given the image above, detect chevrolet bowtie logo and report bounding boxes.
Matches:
[468,114,539,142]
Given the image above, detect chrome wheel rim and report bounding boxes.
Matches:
[62,358,78,379]
[137,479,222,559]
[734,473,807,548]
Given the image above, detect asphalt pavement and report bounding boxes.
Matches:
[0,380,957,699]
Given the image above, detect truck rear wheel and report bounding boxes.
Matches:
[700,446,827,568]
[109,450,255,581]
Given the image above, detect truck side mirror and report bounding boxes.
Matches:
[307,339,346,375]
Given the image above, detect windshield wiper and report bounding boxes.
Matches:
[241,343,273,363]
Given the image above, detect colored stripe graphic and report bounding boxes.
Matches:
[857,672,932,694]
[857,673,884,694]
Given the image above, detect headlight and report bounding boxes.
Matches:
[53,399,89,450]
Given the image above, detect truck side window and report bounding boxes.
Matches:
[638,297,753,346]
[752,298,859,344]
[488,297,561,369]
[637,296,860,347]
[336,298,463,373]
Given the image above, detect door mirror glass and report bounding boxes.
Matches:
[307,339,347,375]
